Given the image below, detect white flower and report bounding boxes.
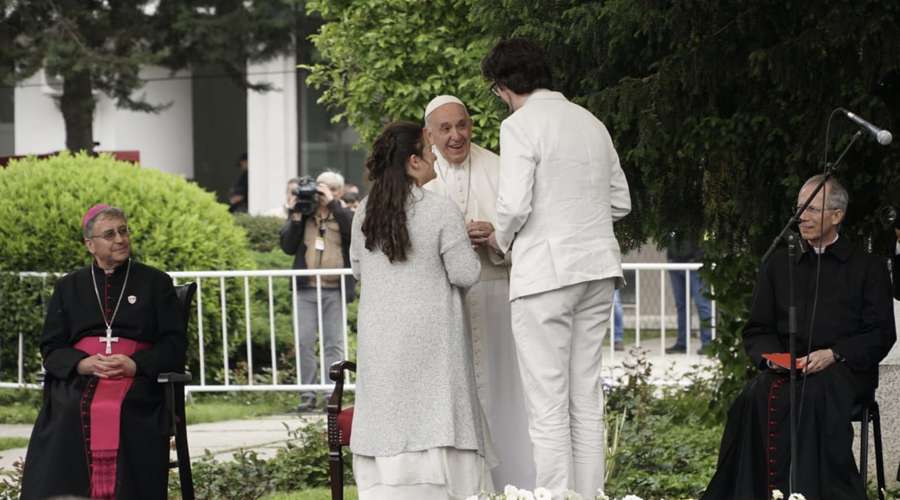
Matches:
[622,495,644,500]
[787,494,806,500]
[595,489,611,500]
[519,491,535,500]
[534,487,552,500]
[563,491,583,500]
[504,485,520,496]
[771,490,784,500]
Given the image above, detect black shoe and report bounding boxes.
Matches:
[614,341,625,351]
[696,344,713,356]
[665,345,686,354]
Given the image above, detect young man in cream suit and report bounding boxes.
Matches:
[482,38,631,499]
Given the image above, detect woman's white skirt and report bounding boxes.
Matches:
[353,447,493,500]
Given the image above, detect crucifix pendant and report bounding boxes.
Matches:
[99,327,119,355]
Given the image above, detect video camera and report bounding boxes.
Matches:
[290,176,319,216]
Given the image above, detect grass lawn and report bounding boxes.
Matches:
[0,437,28,451]
[262,487,357,500]
[0,388,300,426]
[185,398,296,425]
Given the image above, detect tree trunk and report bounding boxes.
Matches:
[59,70,95,153]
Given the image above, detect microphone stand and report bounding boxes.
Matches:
[759,129,861,494]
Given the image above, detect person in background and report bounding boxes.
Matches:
[228,152,248,213]
[342,182,361,211]
[664,231,713,355]
[279,171,355,412]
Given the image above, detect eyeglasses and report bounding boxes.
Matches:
[795,205,840,215]
[490,82,500,96]
[89,226,131,241]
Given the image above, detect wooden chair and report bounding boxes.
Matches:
[158,282,197,500]
[853,397,885,500]
[327,360,356,500]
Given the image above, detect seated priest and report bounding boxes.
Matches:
[701,175,896,500]
[21,204,186,500]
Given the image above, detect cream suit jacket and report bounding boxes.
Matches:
[495,90,631,300]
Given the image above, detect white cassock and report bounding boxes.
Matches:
[424,142,537,490]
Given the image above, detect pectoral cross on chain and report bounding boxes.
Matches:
[99,327,119,355]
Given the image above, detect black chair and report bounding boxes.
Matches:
[158,282,197,500]
[327,360,356,500]
[853,398,885,500]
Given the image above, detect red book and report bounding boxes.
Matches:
[763,352,804,370]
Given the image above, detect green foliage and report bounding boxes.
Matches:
[184,391,297,425]
[0,438,28,452]
[0,459,23,500]
[172,421,353,500]
[304,0,504,148]
[235,214,289,253]
[0,152,254,382]
[262,489,357,500]
[0,389,41,424]
[0,152,252,272]
[605,354,721,499]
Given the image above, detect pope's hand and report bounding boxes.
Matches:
[467,220,494,247]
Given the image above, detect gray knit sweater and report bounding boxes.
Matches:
[348,187,484,457]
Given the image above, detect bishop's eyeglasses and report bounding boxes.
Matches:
[89,226,131,241]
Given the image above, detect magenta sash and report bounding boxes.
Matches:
[74,336,150,500]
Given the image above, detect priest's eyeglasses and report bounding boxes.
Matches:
[795,205,840,215]
[490,82,500,96]
[89,226,131,241]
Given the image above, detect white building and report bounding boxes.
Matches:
[2,53,365,216]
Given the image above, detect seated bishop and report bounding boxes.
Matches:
[21,204,186,500]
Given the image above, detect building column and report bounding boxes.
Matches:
[247,53,298,216]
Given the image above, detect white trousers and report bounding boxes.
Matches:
[510,279,614,500]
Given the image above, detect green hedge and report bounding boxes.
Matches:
[0,152,254,382]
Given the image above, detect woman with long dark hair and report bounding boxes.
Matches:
[349,121,490,499]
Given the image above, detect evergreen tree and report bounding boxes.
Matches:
[0,0,300,152]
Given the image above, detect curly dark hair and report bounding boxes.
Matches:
[361,121,425,263]
[481,37,553,95]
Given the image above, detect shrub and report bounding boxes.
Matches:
[0,152,254,382]
[171,421,352,499]
[234,214,287,253]
[604,353,721,499]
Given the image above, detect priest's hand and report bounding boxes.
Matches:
[800,349,835,375]
[466,220,494,247]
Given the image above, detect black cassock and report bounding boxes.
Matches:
[702,237,896,500]
[21,260,185,500]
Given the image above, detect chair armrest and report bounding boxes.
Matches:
[158,372,193,384]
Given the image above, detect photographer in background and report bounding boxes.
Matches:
[280,171,355,411]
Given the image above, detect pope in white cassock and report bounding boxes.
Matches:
[423,95,537,490]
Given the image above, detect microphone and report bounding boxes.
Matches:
[839,108,893,145]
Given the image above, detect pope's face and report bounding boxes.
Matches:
[796,183,844,248]
[425,103,472,165]
[85,216,131,269]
